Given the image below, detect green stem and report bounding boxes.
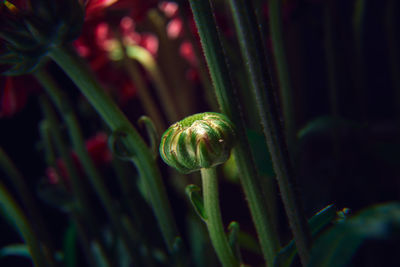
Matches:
[228,0,312,265]
[123,57,166,133]
[39,96,96,225]
[179,5,218,110]
[126,45,180,123]
[0,181,47,267]
[48,44,180,253]
[188,0,280,264]
[35,70,142,263]
[201,168,238,267]
[147,9,193,116]
[0,148,57,266]
[70,211,113,267]
[269,0,296,147]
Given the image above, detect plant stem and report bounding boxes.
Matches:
[39,96,96,225]
[268,0,296,147]
[49,44,181,253]
[125,45,180,123]
[35,70,143,263]
[147,9,193,116]
[0,148,58,266]
[200,168,238,267]
[227,0,312,265]
[188,0,280,264]
[123,57,166,132]
[0,181,47,267]
[179,4,218,110]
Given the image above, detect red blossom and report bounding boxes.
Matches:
[86,132,113,165]
[159,1,179,18]
[0,76,39,117]
[84,0,157,22]
[75,0,164,106]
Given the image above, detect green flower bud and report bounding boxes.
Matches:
[160,112,236,173]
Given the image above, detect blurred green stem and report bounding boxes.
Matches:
[179,5,217,110]
[0,181,47,267]
[188,0,281,264]
[123,57,166,133]
[147,10,192,116]
[268,0,296,147]
[35,70,143,262]
[0,148,57,266]
[49,45,181,254]
[39,96,96,227]
[125,45,180,123]
[201,168,238,267]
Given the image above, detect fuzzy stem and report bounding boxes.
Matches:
[48,44,180,253]
[188,0,280,264]
[227,0,312,265]
[179,4,218,110]
[201,168,238,267]
[0,181,47,267]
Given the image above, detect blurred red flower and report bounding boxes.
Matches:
[0,76,39,118]
[75,0,161,106]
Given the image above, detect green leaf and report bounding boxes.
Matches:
[309,203,400,267]
[274,204,337,267]
[185,184,207,221]
[0,244,31,259]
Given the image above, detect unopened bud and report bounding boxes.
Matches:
[160,112,235,173]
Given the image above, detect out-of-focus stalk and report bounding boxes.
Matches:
[123,58,166,132]
[147,10,193,117]
[48,45,182,255]
[35,70,144,264]
[0,181,48,267]
[125,45,180,123]
[0,148,58,267]
[268,0,296,147]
